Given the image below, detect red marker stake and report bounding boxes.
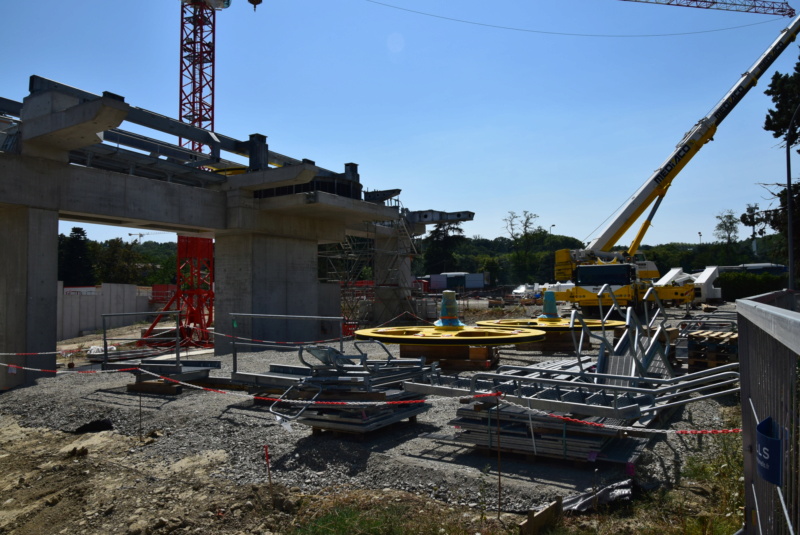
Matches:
[263,445,273,495]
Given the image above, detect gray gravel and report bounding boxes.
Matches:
[0,306,738,514]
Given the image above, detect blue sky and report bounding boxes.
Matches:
[3,0,799,246]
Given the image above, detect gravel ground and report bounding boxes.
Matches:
[0,303,740,532]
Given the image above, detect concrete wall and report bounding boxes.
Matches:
[57,282,152,341]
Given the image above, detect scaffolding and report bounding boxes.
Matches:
[320,207,420,325]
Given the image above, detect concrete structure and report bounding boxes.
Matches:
[0,76,473,388]
[57,283,153,341]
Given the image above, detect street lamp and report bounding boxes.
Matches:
[785,102,799,290]
[549,224,555,235]
[698,232,702,244]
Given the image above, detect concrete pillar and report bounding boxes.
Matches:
[0,204,58,390]
[214,232,322,355]
[248,134,268,171]
[373,230,415,325]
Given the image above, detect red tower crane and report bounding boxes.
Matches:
[144,1,262,349]
[618,0,795,17]
[179,0,261,151]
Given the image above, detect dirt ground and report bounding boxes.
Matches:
[0,413,286,535]
[1,304,540,535]
[0,408,521,534]
[0,301,729,534]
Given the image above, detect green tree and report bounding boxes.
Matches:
[422,222,466,274]
[714,209,740,244]
[764,52,800,144]
[58,227,95,287]
[94,238,145,284]
[504,210,543,283]
[740,203,767,252]
[763,52,800,278]
[760,182,800,276]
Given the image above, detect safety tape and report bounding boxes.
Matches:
[0,360,741,435]
[498,396,742,436]
[0,351,65,356]
[186,326,352,346]
[1,312,434,357]
[0,362,140,375]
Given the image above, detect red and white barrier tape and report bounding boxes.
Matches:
[0,361,139,375]
[0,350,64,356]
[498,396,741,436]
[2,314,433,357]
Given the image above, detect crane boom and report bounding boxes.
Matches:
[586,12,800,254]
[619,0,795,17]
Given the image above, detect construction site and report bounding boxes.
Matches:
[2,0,800,534]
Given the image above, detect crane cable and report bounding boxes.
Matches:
[364,0,783,38]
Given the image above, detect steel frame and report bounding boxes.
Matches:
[142,236,214,348]
[179,1,216,153]
[619,0,795,17]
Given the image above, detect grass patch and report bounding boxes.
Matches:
[285,489,518,535]
[549,408,744,534]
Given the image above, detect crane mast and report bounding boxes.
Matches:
[179,1,222,153]
[619,0,795,17]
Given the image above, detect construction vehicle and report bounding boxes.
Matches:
[553,12,800,314]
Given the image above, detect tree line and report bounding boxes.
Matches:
[59,227,176,287]
[415,210,791,286]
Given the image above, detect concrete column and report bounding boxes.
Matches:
[373,230,415,325]
[0,204,58,390]
[214,232,322,355]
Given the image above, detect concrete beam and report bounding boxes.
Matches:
[406,209,475,225]
[0,153,226,232]
[223,190,400,242]
[258,191,400,226]
[22,96,129,160]
[219,162,318,191]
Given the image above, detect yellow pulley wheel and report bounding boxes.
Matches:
[354,326,546,346]
[476,318,625,332]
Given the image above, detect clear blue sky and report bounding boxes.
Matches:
[3,0,798,246]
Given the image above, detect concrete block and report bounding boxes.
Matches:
[22,96,129,158]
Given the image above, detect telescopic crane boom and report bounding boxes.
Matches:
[555,11,800,283]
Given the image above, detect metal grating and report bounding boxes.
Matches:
[738,290,800,535]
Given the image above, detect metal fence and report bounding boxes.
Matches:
[738,290,800,535]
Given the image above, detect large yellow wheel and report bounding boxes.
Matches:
[475,318,625,332]
[354,326,546,346]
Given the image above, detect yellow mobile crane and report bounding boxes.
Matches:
[554,12,800,314]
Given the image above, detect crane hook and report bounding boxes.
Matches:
[248,0,262,11]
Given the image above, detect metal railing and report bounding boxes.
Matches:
[229,313,346,374]
[100,311,182,364]
[738,290,800,535]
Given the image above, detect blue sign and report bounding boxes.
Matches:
[756,417,782,486]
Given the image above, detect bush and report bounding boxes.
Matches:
[716,272,787,301]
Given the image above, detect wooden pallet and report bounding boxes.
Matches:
[686,331,739,369]
[687,331,738,349]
